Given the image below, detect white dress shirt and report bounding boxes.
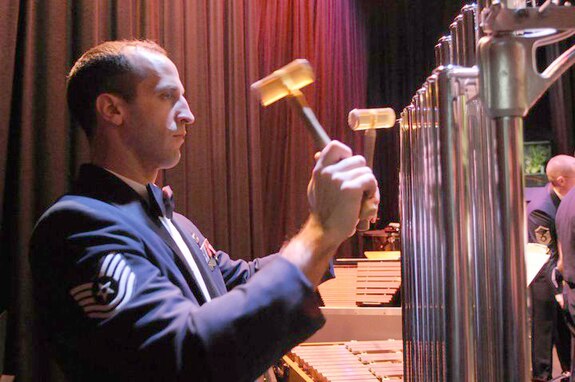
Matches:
[106,169,212,302]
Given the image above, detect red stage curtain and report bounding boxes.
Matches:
[0,1,368,380]
[256,0,367,254]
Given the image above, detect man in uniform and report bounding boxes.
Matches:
[29,40,379,381]
[528,155,575,381]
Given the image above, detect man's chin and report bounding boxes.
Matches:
[160,152,182,170]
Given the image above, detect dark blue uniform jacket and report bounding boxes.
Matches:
[29,164,325,381]
[558,187,575,285]
[527,183,561,261]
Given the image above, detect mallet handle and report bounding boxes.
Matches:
[288,90,331,149]
[288,90,372,232]
[356,129,378,232]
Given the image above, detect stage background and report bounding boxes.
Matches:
[1,0,573,380]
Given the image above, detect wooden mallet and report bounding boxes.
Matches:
[251,59,385,231]
[348,108,396,231]
[250,59,330,148]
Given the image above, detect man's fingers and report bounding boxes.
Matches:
[315,140,352,168]
[341,172,378,199]
[331,166,372,184]
[307,139,379,242]
[323,155,366,174]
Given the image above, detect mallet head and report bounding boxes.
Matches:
[251,59,315,106]
[348,108,396,131]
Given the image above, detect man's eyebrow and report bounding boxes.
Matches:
[156,85,185,95]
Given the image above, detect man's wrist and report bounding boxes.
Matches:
[281,215,340,287]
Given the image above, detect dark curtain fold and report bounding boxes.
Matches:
[0,0,369,379]
[257,0,368,256]
[0,0,21,315]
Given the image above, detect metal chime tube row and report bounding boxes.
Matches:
[401,1,575,381]
[400,4,493,381]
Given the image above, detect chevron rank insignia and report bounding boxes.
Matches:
[70,252,136,319]
[534,225,551,245]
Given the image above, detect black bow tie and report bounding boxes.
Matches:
[146,183,175,219]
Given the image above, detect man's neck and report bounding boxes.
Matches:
[93,160,158,185]
[90,142,158,185]
[552,185,565,200]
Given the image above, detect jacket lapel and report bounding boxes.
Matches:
[171,219,224,298]
[73,164,209,304]
[140,213,209,305]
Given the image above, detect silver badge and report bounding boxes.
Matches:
[201,239,218,270]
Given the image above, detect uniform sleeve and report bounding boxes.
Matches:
[173,213,334,291]
[216,250,277,290]
[215,244,334,291]
[528,208,558,290]
[528,209,557,258]
[30,201,325,382]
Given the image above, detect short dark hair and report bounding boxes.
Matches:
[67,40,167,138]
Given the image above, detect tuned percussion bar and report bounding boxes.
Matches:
[400,2,575,381]
[287,341,404,382]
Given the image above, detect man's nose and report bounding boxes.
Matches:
[177,96,195,126]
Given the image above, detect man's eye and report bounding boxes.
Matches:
[161,93,174,100]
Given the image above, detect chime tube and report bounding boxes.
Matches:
[412,95,425,381]
[399,113,410,379]
[437,68,476,382]
[413,90,426,381]
[493,117,529,381]
[434,44,442,69]
[438,36,452,67]
[455,16,465,67]
[425,75,444,382]
[466,90,502,382]
[462,5,478,67]
[450,22,459,66]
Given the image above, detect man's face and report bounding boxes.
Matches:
[120,48,194,172]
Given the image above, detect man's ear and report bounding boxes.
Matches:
[555,175,566,187]
[95,93,126,126]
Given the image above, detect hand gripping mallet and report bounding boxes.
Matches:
[251,59,377,231]
[348,108,396,231]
